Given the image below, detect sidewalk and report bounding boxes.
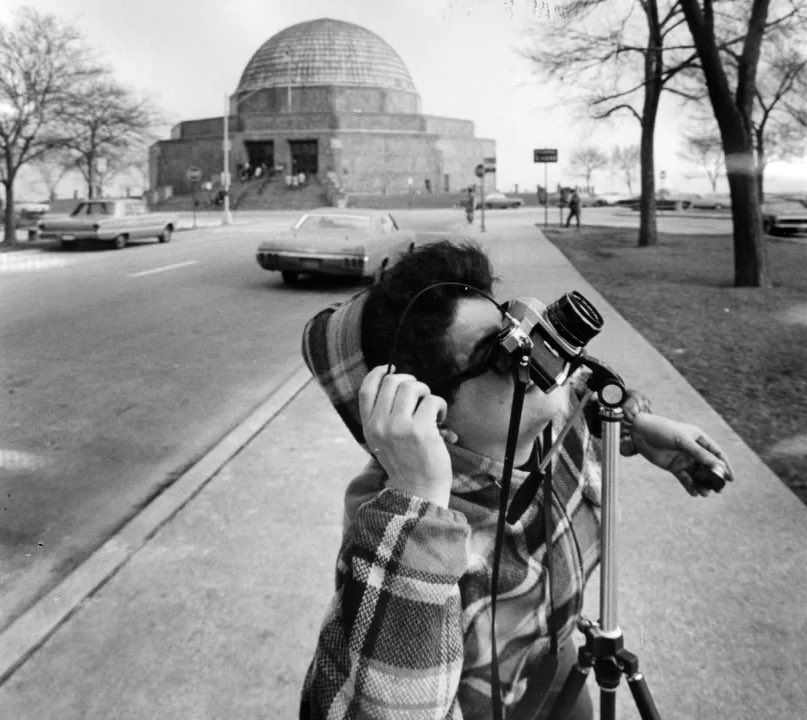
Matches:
[0,218,804,719]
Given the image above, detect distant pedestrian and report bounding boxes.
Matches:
[298,171,306,186]
[566,189,581,229]
[285,174,293,190]
[462,187,475,224]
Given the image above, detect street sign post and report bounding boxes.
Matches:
[533,148,558,227]
[186,166,203,182]
[479,157,496,232]
[186,166,203,228]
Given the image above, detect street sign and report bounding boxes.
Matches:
[533,148,558,163]
[186,166,203,182]
[475,164,484,178]
[483,156,496,173]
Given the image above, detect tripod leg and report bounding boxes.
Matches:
[600,687,617,720]
[627,672,661,720]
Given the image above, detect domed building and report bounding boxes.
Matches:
[150,18,494,200]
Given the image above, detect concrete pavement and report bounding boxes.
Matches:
[0,215,804,719]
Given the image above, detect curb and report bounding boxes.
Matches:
[0,365,313,685]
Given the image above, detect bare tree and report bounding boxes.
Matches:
[0,8,97,246]
[29,148,75,200]
[677,0,805,286]
[611,144,641,193]
[569,146,609,191]
[526,0,702,247]
[680,127,725,190]
[751,32,807,200]
[59,77,159,199]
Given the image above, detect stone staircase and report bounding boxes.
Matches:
[151,176,330,213]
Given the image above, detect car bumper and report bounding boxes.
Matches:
[39,231,100,241]
[256,250,370,276]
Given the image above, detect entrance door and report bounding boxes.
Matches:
[289,139,319,176]
[244,141,274,173]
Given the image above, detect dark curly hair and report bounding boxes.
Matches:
[361,240,497,402]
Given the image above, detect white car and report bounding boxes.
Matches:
[256,208,416,284]
[762,200,807,236]
[476,192,524,209]
[38,199,177,249]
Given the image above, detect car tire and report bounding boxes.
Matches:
[281,271,299,284]
[113,235,127,250]
[158,226,172,243]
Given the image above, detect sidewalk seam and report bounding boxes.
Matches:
[0,365,312,686]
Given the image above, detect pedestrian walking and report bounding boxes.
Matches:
[462,187,475,224]
[566,189,582,229]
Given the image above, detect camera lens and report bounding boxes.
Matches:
[545,291,603,348]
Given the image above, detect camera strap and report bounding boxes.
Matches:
[491,367,560,720]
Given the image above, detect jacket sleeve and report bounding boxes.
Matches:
[300,488,471,719]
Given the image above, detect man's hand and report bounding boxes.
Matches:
[359,365,454,507]
[631,413,734,497]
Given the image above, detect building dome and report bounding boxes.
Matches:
[236,18,418,95]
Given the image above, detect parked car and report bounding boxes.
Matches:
[597,191,636,206]
[619,193,696,210]
[691,194,732,210]
[256,207,416,284]
[762,200,807,236]
[476,191,524,209]
[37,198,176,249]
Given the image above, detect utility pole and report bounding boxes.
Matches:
[222,94,232,225]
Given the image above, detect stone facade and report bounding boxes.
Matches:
[150,18,494,198]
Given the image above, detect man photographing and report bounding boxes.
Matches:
[299,240,732,720]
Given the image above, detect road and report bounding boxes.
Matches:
[0,208,468,630]
[0,205,733,631]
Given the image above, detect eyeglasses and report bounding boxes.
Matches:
[447,329,514,388]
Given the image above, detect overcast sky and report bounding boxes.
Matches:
[3,0,806,197]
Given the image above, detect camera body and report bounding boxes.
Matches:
[500,291,604,392]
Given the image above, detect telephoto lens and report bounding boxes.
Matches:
[544,291,603,349]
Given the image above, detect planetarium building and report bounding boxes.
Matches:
[149,18,494,199]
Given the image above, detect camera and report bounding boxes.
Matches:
[499,291,605,393]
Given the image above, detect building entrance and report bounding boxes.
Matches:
[289,139,319,177]
[244,141,274,175]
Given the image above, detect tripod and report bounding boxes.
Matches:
[493,353,662,720]
[544,397,661,720]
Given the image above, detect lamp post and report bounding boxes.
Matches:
[222,93,233,225]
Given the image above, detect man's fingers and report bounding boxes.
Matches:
[676,469,699,497]
[696,435,735,481]
[358,365,393,425]
[413,393,448,426]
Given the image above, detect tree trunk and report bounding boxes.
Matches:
[638,19,662,248]
[2,177,17,248]
[726,148,769,287]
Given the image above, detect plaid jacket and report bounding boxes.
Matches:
[299,291,647,719]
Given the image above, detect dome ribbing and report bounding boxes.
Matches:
[236,18,418,95]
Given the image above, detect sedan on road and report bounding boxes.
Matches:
[37,198,176,249]
[762,200,807,236]
[256,207,416,284]
[691,194,732,210]
[477,192,524,209]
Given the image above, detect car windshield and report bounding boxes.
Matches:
[70,202,116,217]
[295,214,371,232]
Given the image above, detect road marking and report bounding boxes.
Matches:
[127,260,198,278]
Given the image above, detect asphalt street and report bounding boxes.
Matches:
[0,209,456,631]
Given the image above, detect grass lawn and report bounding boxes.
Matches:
[543,225,807,506]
